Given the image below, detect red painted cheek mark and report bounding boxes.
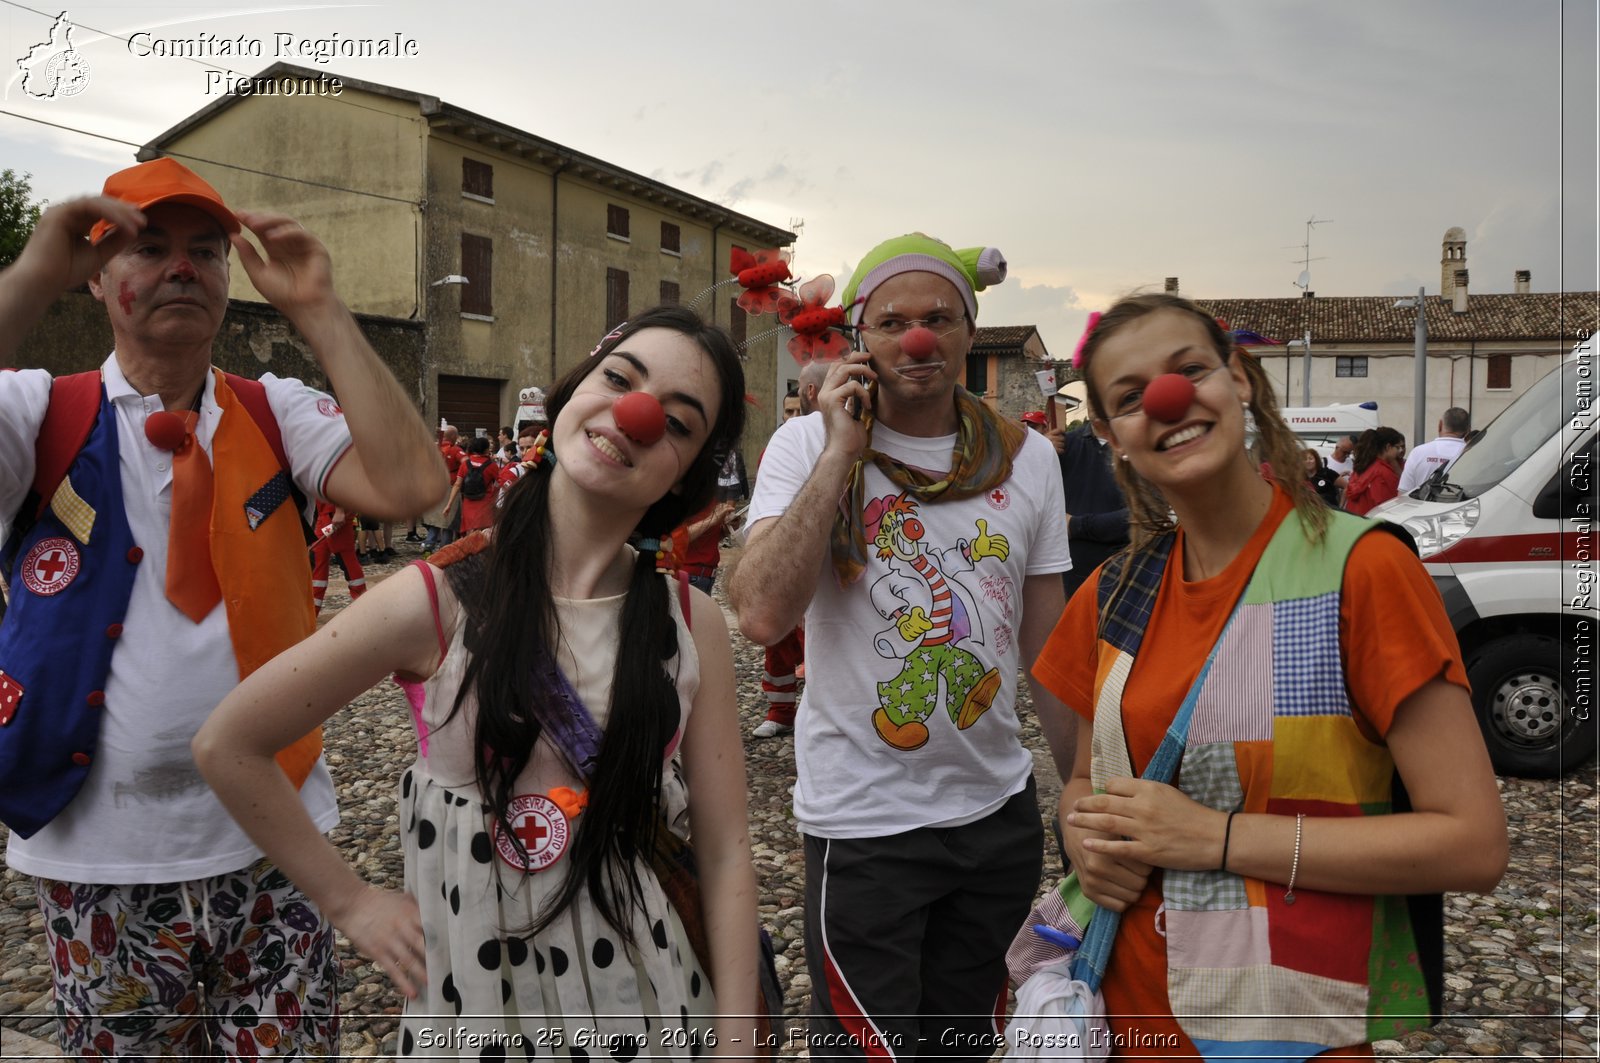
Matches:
[117,282,136,315]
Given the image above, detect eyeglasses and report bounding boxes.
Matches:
[1106,363,1227,420]
[856,312,968,344]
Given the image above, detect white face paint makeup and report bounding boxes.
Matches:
[857,273,973,433]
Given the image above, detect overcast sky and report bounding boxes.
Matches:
[3,0,1595,355]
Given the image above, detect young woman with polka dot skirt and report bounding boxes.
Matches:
[198,306,760,1058]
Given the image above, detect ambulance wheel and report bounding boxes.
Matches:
[1468,635,1595,778]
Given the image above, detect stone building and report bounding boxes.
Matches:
[1176,230,1596,432]
[968,325,1056,418]
[138,62,795,451]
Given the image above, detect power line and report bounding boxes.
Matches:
[0,108,421,207]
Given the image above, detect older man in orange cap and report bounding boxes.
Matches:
[0,158,446,1059]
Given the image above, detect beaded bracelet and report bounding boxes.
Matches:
[1284,812,1305,905]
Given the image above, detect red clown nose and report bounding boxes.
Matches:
[1140,373,1196,423]
[899,326,938,360]
[613,391,666,445]
[144,410,190,452]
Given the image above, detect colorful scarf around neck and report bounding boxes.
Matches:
[830,386,1026,585]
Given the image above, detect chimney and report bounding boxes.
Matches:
[1514,269,1531,294]
[1164,277,1179,293]
[1452,269,1469,314]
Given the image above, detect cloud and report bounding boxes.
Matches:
[718,161,809,208]
[974,278,1086,357]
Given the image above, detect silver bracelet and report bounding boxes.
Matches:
[1284,813,1305,905]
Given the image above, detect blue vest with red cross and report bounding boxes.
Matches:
[0,369,312,838]
[0,389,139,837]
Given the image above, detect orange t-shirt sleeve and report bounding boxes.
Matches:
[1339,529,1469,738]
[1032,565,1106,720]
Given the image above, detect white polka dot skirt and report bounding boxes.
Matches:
[397,767,716,1059]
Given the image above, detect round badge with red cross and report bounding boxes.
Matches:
[986,486,1011,511]
[21,538,81,597]
[316,397,343,418]
[493,794,570,872]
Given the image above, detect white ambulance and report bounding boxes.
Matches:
[1373,343,1596,776]
[1278,402,1380,457]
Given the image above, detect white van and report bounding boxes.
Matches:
[1279,402,1380,457]
[1373,343,1596,776]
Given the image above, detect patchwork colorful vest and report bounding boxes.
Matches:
[0,372,321,837]
[1090,507,1433,1061]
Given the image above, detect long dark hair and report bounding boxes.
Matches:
[1352,426,1404,474]
[1076,291,1329,553]
[450,304,745,943]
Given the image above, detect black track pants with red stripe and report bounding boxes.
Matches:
[801,779,1043,1061]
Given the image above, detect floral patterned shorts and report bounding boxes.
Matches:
[36,857,340,1060]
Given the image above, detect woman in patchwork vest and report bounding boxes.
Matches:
[1033,293,1506,1060]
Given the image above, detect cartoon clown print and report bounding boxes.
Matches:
[864,493,1009,751]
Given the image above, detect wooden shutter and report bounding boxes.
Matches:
[462,158,493,198]
[461,234,492,315]
[607,204,630,239]
[607,268,630,329]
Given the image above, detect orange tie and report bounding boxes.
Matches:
[147,409,221,623]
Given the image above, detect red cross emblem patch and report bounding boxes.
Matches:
[986,487,1010,511]
[493,793,570,872]
[21,538,81,597]
[0,671,22,726]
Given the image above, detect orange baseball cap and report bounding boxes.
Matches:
[90,158,240,244]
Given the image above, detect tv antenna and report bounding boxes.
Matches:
[1288,215,1333,291]
[787,216,806,271]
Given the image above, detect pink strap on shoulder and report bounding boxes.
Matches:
[410,560,449,658]
[677,569,692,624]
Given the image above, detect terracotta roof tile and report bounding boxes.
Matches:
[1195,293,1598,344]
[972,325,1038,350]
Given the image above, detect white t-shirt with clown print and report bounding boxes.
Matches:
[747,412,1071,839]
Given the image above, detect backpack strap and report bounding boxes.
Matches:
[222,372,291,473]
[31,370,297,506]
[30,371,103,518]
[222,372,312,538]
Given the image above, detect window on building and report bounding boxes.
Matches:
[660,222,680,255]
[462,158,493,200]
[1486,353,1512,390]
[460,233,492,316]
[606,268,630,330]
[966,352,986,394]
[660,280,680,305]
[607,204,630,240]
[1335,356,1368,378]
[729,299,747,347]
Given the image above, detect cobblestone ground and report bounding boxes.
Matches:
[2,544,1595,1059]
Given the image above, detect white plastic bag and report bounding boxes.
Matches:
[1006,958,1113,1061]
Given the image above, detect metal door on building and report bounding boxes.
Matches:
[438,374,505,440]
